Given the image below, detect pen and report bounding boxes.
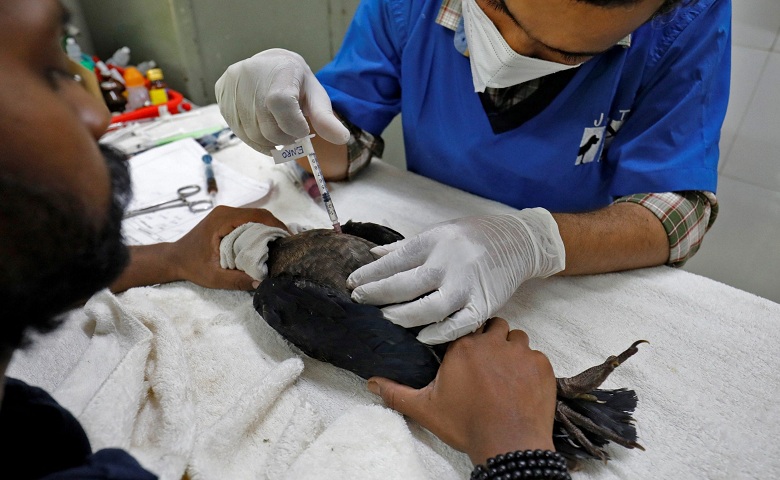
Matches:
[202,154,218,204]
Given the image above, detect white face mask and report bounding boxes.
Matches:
[461,0,580,92]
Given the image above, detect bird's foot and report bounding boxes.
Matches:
[552,341,648,466]
[556,340,648,399]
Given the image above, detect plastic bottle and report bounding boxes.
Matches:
[123,66,150,112]
[65,37,82,63]
[136,60,157,77]
[101,80,127,113]
[107,46,131,67]
[94,58,111,82]
[65,37,95,70]
[146,68,169,105]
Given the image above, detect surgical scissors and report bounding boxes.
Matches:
[124,185,214,218]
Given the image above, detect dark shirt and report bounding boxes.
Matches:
[0,377,156,480]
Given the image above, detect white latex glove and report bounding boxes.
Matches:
[347,209,566,345]
[215,48,350,155]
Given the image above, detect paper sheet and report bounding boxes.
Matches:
[122,138,271,245]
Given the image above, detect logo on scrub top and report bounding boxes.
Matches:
[575,110,630,165]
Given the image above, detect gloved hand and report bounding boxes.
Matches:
[347,209,566,344]
[215,48,350,155]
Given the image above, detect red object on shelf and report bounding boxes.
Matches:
[100,64,193,124]
[109,89,192,124]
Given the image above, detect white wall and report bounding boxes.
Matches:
[683,0,780,304]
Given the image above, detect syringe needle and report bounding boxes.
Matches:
[306,148,342,233]
[271,134,342,233]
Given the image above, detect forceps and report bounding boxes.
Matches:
[124,185,214,218]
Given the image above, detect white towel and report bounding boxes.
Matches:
[9,290,195,479]
[188,358,313,480]
[8,153,780,479]
[283,405,428,480]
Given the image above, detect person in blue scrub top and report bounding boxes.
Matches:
[217,0,731,346]
[1,1,567,478]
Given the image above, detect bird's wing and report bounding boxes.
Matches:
[254,275,440,389]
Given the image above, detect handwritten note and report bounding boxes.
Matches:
[123,138,271,245]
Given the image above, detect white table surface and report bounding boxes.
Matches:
[9,138,780,479]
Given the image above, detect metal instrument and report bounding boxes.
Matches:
[124,185,213,218]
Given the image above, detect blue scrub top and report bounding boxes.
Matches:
[317,0,731,212]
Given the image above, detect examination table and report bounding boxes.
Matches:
[8,141,780,479]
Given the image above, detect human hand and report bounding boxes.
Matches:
[367,318,557,466]
[215,48,350,155]
[170,205,288,290]
[348,209,565,344]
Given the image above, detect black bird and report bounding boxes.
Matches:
[253,221,645,469]
[254,221,443,389]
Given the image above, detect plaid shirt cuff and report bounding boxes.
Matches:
[436,0,462,31]
[335,113,385,180]
[614,191,718,267]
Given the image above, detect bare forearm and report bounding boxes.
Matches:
[110,243,179,293]
[110,206,289,294]
[553,202,668,275]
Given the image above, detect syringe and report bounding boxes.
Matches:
[272,134,342,233]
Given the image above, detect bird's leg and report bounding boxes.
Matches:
[556,401,645,451]
[557,340,648,400]
[555,404,608,462]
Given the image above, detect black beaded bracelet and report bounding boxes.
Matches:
[470,450,571,480]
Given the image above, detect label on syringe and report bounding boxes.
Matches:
[271,135,315,164]
[273,135,342,233]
